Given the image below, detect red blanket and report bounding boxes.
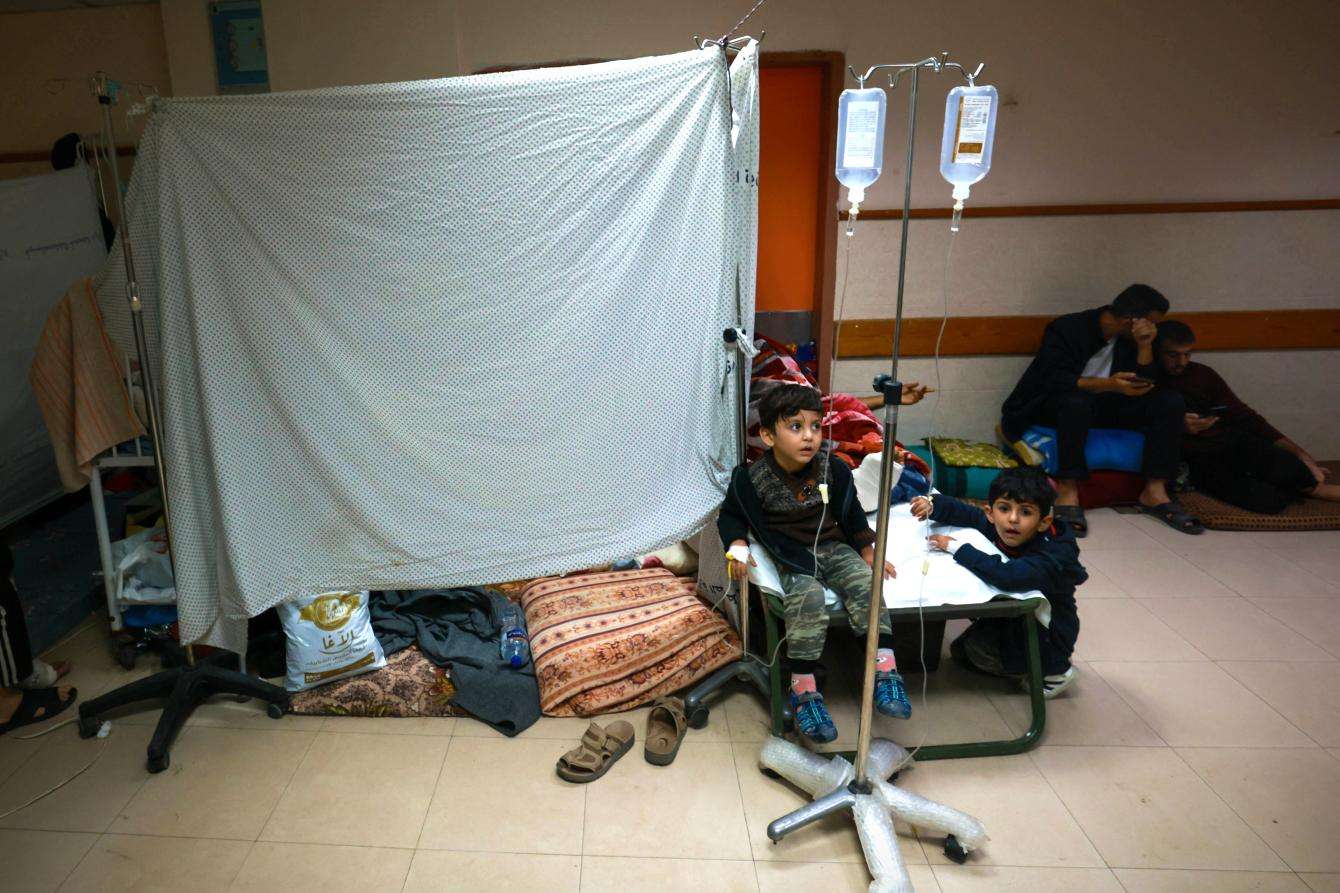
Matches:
[748,337,928,474]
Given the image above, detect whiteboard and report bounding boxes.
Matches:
[0,166,108,525]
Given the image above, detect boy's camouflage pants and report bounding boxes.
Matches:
[777,541,892,661]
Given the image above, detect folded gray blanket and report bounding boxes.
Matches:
[370,587,540,736]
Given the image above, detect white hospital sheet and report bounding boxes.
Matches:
[95,45,760,650]
[748,502,1050,626]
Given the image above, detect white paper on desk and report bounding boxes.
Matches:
[885,526,1002,603]
[878,506,1050,626]
[745,501,1049,626]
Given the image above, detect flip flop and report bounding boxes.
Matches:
[644,697,688,766]
[1053,504,1087,538]
[556,720,635,783]
[0,687,78,737]
[1140,501,1204,535]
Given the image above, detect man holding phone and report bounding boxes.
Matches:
[1001,284,1203,535]
[1157,320,1338,513]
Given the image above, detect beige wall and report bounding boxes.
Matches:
[14,0,1339,204]
[829,208,1340,455]
[157,0,213,98]
[263,0,460,91]
[0,4,169,179]
[148,0,1340,202]
[8,1,1339,455]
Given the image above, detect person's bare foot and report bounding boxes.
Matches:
[1054,479,1080,506]
[1308,482,1340,502]
[1139,479,1173,507]
[19,658,73,689]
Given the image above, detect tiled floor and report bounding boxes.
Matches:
[3,509,1339,891]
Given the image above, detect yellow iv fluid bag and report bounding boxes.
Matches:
[939,84,998,228]
[835,88,887,222]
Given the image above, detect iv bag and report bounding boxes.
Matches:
[939,84,998,209]
[836,87,887,211]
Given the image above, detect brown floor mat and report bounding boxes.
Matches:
[1175,461,1340,531]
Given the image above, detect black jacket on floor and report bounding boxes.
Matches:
[717,455,873,576]
[928,495,1087,671]
[1000,307,1157,441]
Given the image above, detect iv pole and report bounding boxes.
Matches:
[760,53,990,884]
[682,41,771,729]
[77,73,291,774]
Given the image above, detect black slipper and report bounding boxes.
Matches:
[1140,501,1204,535]
[0,687,78,737]
[1053,504,1087,538]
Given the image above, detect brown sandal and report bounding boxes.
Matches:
[556,721,635,783]
[644,697,688,766]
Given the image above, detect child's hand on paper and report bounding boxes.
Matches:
[860,545,896,579]
[910,496,932,521]
[927,534,956,553]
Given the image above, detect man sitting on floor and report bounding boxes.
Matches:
[1000,283,1203,537]
[1156,320,1338,512]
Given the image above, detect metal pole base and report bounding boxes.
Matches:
[767,784,858,842]
[682,659,769,729]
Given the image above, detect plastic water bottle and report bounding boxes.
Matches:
[835,87,887,232]
[499,606,528,669]
[939,84,998,231]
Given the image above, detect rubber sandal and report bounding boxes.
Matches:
[555,720,635,783]
[1140,501,1204,535]
[0,687,78,737]
[644,697,687,766]
[1053,504,1087,538]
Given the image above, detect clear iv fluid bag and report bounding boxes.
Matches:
[939,84,998,207]
[835,87,887,210]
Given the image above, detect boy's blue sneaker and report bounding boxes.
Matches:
[790,691,837,744]
[874,670,912,719]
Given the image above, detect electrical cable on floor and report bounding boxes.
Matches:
[0,719,112,822]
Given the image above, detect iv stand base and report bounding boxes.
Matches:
[682,659,769,729]
[77,650,290,773]
[767,784,859,842]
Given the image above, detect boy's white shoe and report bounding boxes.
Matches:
[1042,665,1079,699]
[1021,664,1079,700]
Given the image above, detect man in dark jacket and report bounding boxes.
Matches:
[718,383,907,744]
[1157,320,1338,512]
[912,467,1087,698]
[1000,284,1202,536]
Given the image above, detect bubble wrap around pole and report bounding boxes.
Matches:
[854,794,914,893]
[865,737,911,781]
[874,777,988,850]
[759,736,854,797]
[760,735,988,890]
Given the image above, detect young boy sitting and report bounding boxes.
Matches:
[718,383,911,744]
[911,466,1086,698]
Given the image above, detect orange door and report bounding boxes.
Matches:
[757,65,823,316]
[756,58,840,388]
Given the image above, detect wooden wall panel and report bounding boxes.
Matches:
[843,198,1340,221]
[836,309,1340,358]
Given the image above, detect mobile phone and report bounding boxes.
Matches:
[1204,404,1228,414]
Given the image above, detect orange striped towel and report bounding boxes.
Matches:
[29,278,146,491]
